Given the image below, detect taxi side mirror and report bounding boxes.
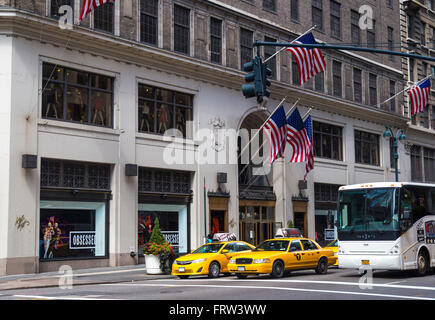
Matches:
[222,249,229,254]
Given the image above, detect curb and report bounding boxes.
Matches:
[0,274,176,291]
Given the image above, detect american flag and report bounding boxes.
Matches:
[263,106,287,164]
[303,115,314,180]
[286,32,326,86]
[408,78,431,116]
[79,0,115,21]
[286,108,311,163]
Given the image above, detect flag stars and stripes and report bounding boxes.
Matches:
[80,0,115,21]
[286,108,311,164]
[263,106,288,164]
[408,78,431,116]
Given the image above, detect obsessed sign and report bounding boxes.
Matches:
[69,231,96,249]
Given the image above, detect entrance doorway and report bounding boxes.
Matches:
[210,210,225,234]
[239,200,275,246]
[208,197,229,236]
[292,200,308,238]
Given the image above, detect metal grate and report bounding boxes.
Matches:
[41,159,110,190]
[138,168,191,194]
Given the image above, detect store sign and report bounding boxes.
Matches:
[69,231,96,249]
[162,231,179,247]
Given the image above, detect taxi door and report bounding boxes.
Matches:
[285,240,305,269]
[219,243,236,272]
[300,239,320,268]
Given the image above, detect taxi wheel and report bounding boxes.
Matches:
[315,257,328,275]
[208,262,220,278]
[271,260,284,278]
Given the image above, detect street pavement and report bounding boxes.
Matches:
[0,265,434,301]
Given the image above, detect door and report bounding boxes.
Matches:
[300,239,320,268]
[285,240,305,269]
[294,212,307,238]
[210,210,225,234]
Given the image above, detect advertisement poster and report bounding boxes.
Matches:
[425,221,435,244]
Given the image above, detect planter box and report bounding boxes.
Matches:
[145,254,163,274]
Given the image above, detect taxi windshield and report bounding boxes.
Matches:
[254,240,289,252]
[192,243,224,254]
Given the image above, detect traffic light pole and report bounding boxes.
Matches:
[253,41,435,63]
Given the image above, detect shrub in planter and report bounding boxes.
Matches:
[143,218,175,274]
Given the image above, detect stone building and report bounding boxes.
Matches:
[0,0,429,275]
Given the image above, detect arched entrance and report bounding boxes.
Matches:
[238,110,277,246]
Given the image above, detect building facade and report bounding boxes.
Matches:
[0,0,432,275]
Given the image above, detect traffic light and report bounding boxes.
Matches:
[242,56,262,100]
[242,56,273,103]
[261,63,272,101]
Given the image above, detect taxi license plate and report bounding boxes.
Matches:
[361,260,370,265]
[179,267,185,272]
[238,266,245,271]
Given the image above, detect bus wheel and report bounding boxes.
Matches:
[416,250,429,276]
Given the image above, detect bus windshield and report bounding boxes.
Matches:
[338,188,400,240]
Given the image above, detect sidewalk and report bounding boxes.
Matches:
[0,265,175,291]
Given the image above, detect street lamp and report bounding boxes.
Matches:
[383,126,406,182]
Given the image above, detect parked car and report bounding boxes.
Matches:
[227,237,337,278]
[172,240,255,279]
[324,239,338,266]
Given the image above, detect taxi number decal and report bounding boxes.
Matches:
[294,253,301,261]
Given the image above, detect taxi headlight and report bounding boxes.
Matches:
[253,258,271,264]
[173,260,179,265]
[229,259,236,264]
[192,258,206,264]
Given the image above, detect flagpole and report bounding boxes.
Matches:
[377,74,433,108]
[264,25,317,63]
[238,96,288,161]
[238,99,300,178]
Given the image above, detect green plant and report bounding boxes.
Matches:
[148,218,166,245]
[287,220,294,228]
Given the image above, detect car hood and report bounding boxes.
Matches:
[176,253,218,262]
[232,251,285,260]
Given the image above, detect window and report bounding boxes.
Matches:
[330,0,341,39]
[292,57,299,85]
[315,183,340,203]
[369,73,377,106]
[210,17,222,64]
[409,58,415,82]
[355,130,380,166]
[42,63,114,128]
[263,0,276,12]
[367,19,376,48]
[264,36,276,80]
[429,0,434,11]
[312,0,323,31]
[333,60,342,97]
[351,10,360,45]
[315,72,324,93]
[431,27,435,49]
[300,239,318,250]
[291,0,299,21]
[39,158,110,261]
[407,14,414,38]
[389,80,396,112]
[421,22,426,46]
[411,145,422,181]
[432,105,435,129]
[138,168,191,194]
[94,2,114,33]
[140,0,158,45]
[353,68,362,103]
[424,148,435,182]
[50,0,73,19]
[289,240,302,252]
[138,84,193,137]
[387,27,394,61]
[387,0,393,8]
[313,121,343,161]
[240,28,253,70]
[420,107,429,128]
[174,5,190,55]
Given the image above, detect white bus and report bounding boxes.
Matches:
[337,182,435,276]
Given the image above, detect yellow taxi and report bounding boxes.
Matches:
[227,237,337,278]
[324,239,338,266]
[172,241,255,279]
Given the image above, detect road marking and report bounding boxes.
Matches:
[100,283,435,300]
[12,294,122,300]
[155,278,435,292]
